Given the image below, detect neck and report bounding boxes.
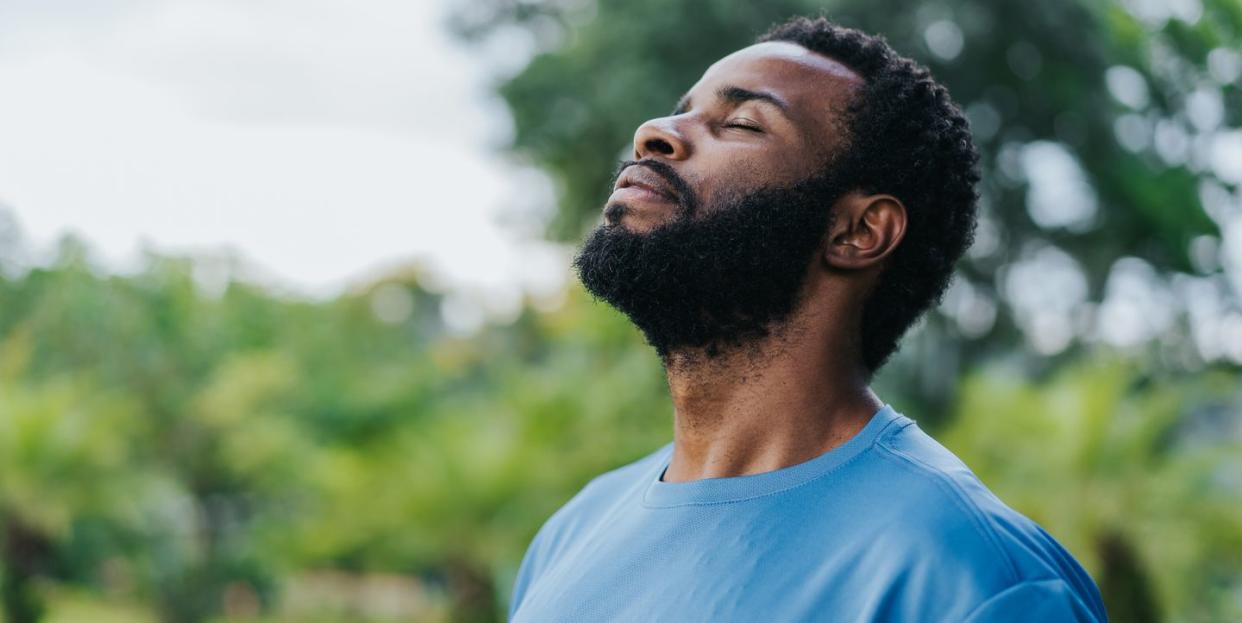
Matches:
[659,299,882,483]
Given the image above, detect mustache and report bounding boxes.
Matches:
[610,159,699,216]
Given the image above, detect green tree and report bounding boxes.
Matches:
[0,364,152,622]
[0,243,453,621]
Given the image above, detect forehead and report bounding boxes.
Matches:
[704,41,861,86]
[692,41,862,141]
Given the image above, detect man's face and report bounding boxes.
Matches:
[574,42,863,361]
[606,41,860,232]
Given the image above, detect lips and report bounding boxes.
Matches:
[614,165,679,203]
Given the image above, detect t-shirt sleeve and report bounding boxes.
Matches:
[963,579,1105,623]
[508,526,549,621]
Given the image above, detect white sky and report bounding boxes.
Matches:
[0,0,571,313]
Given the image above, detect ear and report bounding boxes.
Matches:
[822,192,907,270]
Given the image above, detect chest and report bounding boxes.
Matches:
[512,505,904,622]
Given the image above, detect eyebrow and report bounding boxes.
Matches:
[672,85,791,119]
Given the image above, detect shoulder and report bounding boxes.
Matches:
[509,443,671,611]
[962,579,1106,622]
[869,418,1025,578]
[544,441,672,534]
[865,415,1107,621]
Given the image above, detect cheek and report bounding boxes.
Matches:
[691,156,782,211]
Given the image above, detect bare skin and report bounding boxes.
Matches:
[613,41,908,482]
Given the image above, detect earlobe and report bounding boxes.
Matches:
[822,192,907,270]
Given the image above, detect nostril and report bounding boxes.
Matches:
[645,138,675,156]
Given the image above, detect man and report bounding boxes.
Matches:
[509,16,1108,623]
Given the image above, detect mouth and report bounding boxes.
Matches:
[609,183,676,205]
[612,164,680,204]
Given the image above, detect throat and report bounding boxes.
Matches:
[661,332,880,483]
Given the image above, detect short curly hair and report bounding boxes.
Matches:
[758,16,980,374]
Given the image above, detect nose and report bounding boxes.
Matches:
[632,115,691,161]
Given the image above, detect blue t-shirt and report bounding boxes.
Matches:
[509,404,1108,622]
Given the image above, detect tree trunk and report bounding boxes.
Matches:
[1098,531,1160,623]
[444,556,498,623]
[1,516,53,623]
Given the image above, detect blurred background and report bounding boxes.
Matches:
[0,0,1240,621]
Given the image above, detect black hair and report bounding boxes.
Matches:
[759,16,981,374]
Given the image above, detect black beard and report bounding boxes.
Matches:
[573,163,844,364]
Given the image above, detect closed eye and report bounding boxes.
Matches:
[723,119,762,132]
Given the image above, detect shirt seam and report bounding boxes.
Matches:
[873,438,1022,585]
[640,415,912,509]
[961,578,1075,621]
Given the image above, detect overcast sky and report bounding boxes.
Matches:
[0,0,570,315]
